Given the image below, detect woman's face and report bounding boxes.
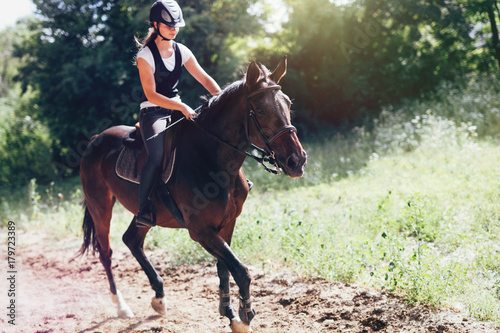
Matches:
[156,22,179,40]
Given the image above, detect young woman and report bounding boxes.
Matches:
[136,0,221,227]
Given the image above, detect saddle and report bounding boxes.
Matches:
[116,122,176,185]
[115,119,185,227]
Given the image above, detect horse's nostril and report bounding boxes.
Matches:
[287,155,298,169]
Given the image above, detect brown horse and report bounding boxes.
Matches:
[79,56,307,332]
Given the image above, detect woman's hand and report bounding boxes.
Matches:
[180,103,196,120]
[138,58,197,118]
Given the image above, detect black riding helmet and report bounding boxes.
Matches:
[150,0,185,28]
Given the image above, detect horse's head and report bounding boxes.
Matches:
[245,56,307,178]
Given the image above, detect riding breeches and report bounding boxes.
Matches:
[139,107,174,168]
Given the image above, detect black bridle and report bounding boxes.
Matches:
[191,85,297,175]
[246,85,297,174]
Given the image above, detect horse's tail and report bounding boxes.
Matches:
[79,199,100,256]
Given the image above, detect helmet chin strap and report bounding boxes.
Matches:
[157,29,172,41]
[153,23,172,41]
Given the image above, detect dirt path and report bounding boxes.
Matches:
[0,231,498,333]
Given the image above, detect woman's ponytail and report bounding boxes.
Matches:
[134,27,158,64]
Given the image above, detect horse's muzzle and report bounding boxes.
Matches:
[283,150,307,178]
[271,129,307,178]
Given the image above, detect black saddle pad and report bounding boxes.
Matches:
[115,125,186,228]
[115,126,177,185]
[115,145,176,185]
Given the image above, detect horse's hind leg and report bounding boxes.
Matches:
[123,217,166,315]
[86,194,134,318]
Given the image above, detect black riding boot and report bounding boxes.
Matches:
[137,160,160,227]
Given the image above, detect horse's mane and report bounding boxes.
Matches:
[194,63,272,126]
[194,80,246,125]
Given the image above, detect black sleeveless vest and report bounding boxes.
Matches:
[141,41,182,102]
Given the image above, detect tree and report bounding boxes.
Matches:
[175,0,262,103]
[0,26,17,117]
[15,0,149,171]
[252,0,490,131]
[460,0,500,70]
[14,0,262,173]
[0,21,56,187]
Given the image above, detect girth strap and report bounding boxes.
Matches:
[156,182,186,228]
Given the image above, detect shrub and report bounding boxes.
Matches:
[0,88,56,188]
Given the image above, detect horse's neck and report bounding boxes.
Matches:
[192,93,249,169]
[198,91,249,148]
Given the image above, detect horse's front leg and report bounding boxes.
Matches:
[217,260,238,319]
[122,217,166,315]
[195,229,255,333]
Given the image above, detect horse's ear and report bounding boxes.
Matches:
[269,55,287,84]
[246,61,261,88]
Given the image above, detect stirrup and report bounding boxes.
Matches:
[136,203,156,227]
[136,213,155,227]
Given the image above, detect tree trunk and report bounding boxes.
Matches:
[485,0,500,69]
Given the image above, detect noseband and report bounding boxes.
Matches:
[190,85,297,175]
[246,85,297,174]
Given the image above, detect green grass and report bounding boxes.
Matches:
[1,74,500,325]
[4,132,499,324]
[232,138,500,323]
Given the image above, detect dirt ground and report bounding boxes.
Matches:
[1,230,498,333]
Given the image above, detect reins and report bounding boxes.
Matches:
[190,119,281,174]
[190,84,297,175]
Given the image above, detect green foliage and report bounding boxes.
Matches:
[0,176,82,230]
[3,0,499,184]
[372,73,500,152]
[236,75,500,320]
[235,140,500,321]
[0,107,56,187]
[0,23,57,188]
[175,0,263,102]
[0,26,21,98]
[13,0,263,174]
[458,0,500,70]
[14,0,151,170]
[242,73,500,193]
[2,78,500,324]
[251,0,498,133]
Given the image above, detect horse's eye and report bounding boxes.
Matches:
[255,106,264,114]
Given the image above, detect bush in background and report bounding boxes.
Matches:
[0,87,56,188]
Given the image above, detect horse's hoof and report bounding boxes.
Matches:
[230,317,252,333]
[111,290,135,318]
[117,307,135,319]
[151,296,167,315]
